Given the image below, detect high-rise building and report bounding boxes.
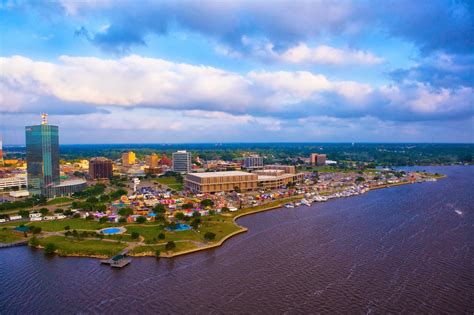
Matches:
[121,151,136,166]
[310,153,326,166]
[25,114,60,196]
[172,150,191,173]
[89,157,113,179]
[146,153,159,169]
[25,114,86,197]
[244,155,263,169]
[0,137,3,162]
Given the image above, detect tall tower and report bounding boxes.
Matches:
[25,114,60,196]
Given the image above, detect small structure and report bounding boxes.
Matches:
[101,253,131,268]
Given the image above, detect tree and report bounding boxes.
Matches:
[204,232,216,241]
[200,199,214,208]
[136,216,147,224]
[86,215,94,220]
[63,209,73,216]
[155,250,161,258]
[182,203,193,209]
[86,196,98,203]
[18,210,29,218]
[118,217,127,223]
[31,226,42,234]
[233,186,241,193]
[54,208,64,213]
[175,212,185,221]
[29,236,39,247]
[39,208,49,216]
[131,232,139,239]
[165,241,176,251]
[355,176,365,183]
[99,216,109,223]
[190,218,201,230]
[118,207,133,216]
[44,243,57,254]
[158,233,165,240]
[64,225,70,230]
[153,204,166,214]
[221,207,229,213]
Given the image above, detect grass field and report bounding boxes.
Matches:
[26,218,118,232]
[130,241,198,256]
[37,236,126,257]
[0,228,25,243]
[155,177,184,191]
[46,197,75,205]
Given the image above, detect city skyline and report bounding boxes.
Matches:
[1,0,473,144]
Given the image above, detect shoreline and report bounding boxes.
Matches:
[7,177,444,259]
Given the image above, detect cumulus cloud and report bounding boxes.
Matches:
[1,55,472,123]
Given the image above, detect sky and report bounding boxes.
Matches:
[0,0,473,144]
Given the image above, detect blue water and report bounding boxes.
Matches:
[166,223,191,231]
[100,228,122,235]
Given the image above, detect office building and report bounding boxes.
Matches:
[122,151,136,166]
[0,174,27,190]
[172,150,191,173]
[185,171,258,193]
[89,157,113,179]
[254,166,304,190]
[310,153,327,166]
[243,155,263,169]
[25,114,86,197]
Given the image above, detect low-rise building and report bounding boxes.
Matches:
[185,171,258,193]
[0,174,27,190]
[89,157,113,179]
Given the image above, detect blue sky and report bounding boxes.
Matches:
[0,0,473,144]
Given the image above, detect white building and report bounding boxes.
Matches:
[0,175,27,190]
[243,155,263,169]
[172,150,191,173]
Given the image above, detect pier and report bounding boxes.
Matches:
[100,249,132,268]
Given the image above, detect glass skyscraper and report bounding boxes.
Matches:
[25,124,60,196]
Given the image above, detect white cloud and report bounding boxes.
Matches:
[278,43,384,65]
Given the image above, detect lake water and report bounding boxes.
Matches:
[1,166,473,314]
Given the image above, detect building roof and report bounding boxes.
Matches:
[54,179,87,187]
[188,171,253,178]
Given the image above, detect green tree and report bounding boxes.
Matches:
[165,241,176,251]
[131,232,140,239]
[64,225,70,230]
[190,218,201,230]
[175,212,185,221]
[200,199,214,208]
[204,232,216,241]
[44,243,57,254]
[29,236,39,247]
[39,208,49,216]
[18,210,29,218]
[99,216,109,223]
[118,217,127,223]
[155,249,161,258]
[31,226,42,234]
[118,207,133,216]
[221,207,229,213]
[136,216,147,224]
[182,203,193,209]
[158,233,165,240]
[152,204,166,213]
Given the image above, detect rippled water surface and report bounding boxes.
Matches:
[1,166,473,314]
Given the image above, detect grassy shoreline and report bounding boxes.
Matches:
[2,177,444,258]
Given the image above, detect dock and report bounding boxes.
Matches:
[0,240,29,249]
[100,249,132,268]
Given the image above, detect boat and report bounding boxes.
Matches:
[284,203,295,208]
[301,199,311,206]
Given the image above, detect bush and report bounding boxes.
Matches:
[131,232,139,239]
[221,207,230,213]
[118,217,127,223]
[29,236,39,247]
[44,243,56,254]
[175,212,185,221]
[136,216,147,224]
[204,232,216,241]
[31,226,42,234]
[99,216,109,223]
[165,241,176,251]
[158,233,165,240]
[64,225,70,230]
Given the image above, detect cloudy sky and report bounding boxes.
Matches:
[0,0,473,144]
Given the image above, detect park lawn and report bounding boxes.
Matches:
[0,228,25,243]
[198,220,242,242]
[155,177,183,191]
[130,241,198,256]
[46,197,74,205]
[124,224,164,243]
[26,218,117,232]
[37,236,126,257]
[163,229,203,242]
